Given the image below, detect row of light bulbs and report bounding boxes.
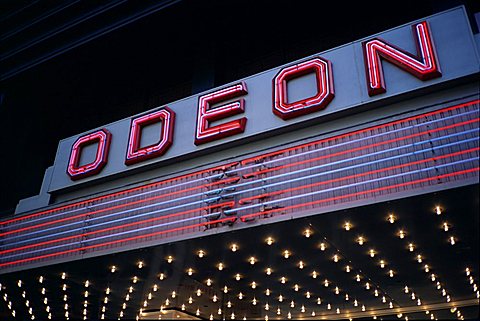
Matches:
[2,202,476,320]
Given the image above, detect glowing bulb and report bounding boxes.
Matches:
[317,297,322,305]
[206,278,212,286]
[389,269,394,277]
[159,273,165,280]
[365,282,371,290]
[166,255,173,263]
[230,243,238,252]
[344,222,352,231]
[306,291,311,298]
[137,261,144,269]
[294,284,299,291]
[398,230,406,239]
[249,256,256,265]
[298,261,304,269]
[218,262,224,271]
[466,267,471,276]
[235,273,241,281]
[388,214,396,223]
[283,250,290,259]
[324,279,329,287]
[435,206,442,215]
[252,298,257,305]
[61,273,66,280]
[266,267,272,275]
[369,249,376,257]
[442,222,449,232]
[238,292,243,300]
[171,291,176,298]
[224,286,229,293]
[333,254,339,262]
[357,236,365,245]
[449,236,456,245]
[319,243,326,251]
[356,274,361,282]
[280,277,286,284]
[197,250,205,258]
[187,268,194,276]
[380,260,386,268]
[266,236,274,245]
[213,295,218,302]
[279,295,283,302]
[304,228,312,238]
[404,286,409,293]
[251,282,257,289]
[334,286,340,294]
[84,280,90,288]
[417,255,423,263]
[424,264,430,272]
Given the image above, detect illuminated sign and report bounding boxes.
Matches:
[48,7,478,191]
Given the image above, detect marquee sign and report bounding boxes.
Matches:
[45,7,479,192]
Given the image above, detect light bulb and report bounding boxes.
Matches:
[344,222,352,231]
[357,236,365,245]
[388,214,396,223]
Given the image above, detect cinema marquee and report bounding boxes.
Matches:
[1,6,479,320]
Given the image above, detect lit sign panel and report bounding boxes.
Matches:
[48,7,478,192]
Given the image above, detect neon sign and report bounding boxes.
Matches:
[59,8,479,185]
[66,20,443,180]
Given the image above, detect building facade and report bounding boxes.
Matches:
[0,1,479,320]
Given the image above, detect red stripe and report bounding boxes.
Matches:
[0,217,237,268]
[0,176,239,237]
[242,117,479,178]
[0,162,239,226]
[239,167,479,221]
[0,202,234,255]
[238,147,479,204]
